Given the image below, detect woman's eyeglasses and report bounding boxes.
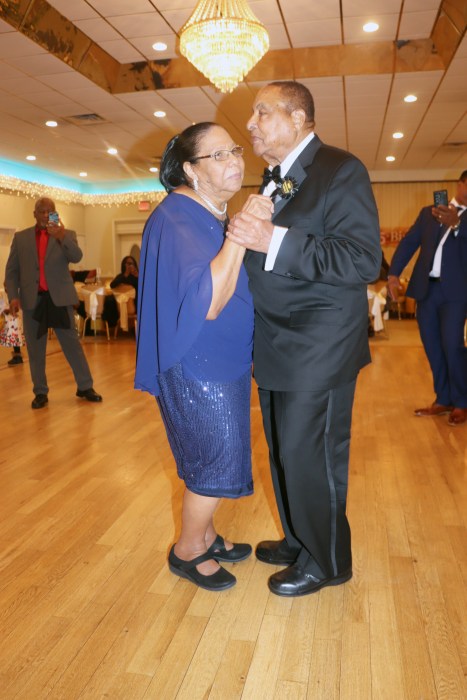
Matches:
[195,146,244,162]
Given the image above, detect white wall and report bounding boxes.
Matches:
[0,192,156,280]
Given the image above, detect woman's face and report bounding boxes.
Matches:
[124,258,137,273]
[190,126,244,202]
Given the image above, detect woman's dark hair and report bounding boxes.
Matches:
[121,255,138,274]
[159,122,217,192]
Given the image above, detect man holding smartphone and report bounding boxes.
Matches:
[388,170,467,425]
[5,197,103,409]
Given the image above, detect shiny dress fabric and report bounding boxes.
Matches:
[135,193,254,498]
[157,363,253,498]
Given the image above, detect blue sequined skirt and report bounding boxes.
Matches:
[156,363,253,498]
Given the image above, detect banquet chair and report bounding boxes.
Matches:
[114,296,137,339]
[82,290,110,340]
[367,284,389,337]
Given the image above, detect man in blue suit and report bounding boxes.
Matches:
[388,171,467,426]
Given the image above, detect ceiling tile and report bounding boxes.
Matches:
[74,18,122,42]
[0,32,47,59]
[0,18,15,33]
[107,13,170,38]
[4,53,73,76]
[47,0,99,20]
[87,0,155,15]
[398,11,437,40]
[288,20,342,47]
[249,0,290,24]
[98,39,145,63]
[344,14,400,43]
[128,35,178,60]
[343,0,402,16]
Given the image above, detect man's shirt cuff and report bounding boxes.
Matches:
[264,226,288,271]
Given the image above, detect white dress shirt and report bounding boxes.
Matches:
[264,132,315,271]
[430,197,466,278]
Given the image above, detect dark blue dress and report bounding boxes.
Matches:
[135,193,254,498]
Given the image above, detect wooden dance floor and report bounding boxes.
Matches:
[0,320,465,699]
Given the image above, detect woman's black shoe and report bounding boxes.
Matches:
[207,534,252,563]
[168,545,236,591]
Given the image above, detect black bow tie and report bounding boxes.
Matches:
[262,165,282,187]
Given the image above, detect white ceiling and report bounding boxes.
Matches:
[0,0,465,188]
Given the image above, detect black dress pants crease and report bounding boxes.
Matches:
[258,379,356,579]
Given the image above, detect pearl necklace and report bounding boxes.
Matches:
[196,191,227,217]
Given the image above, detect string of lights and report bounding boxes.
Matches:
[0,174,167,207]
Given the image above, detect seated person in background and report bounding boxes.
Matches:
[72,268,119,329]
[110,256,139,307]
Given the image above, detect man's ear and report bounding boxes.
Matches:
[291,108,306,131]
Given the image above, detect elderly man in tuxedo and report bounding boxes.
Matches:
[227,81,381,596]
[5,197,102,409]
[388,171,467,426]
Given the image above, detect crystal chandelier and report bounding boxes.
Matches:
[179,0,269,93]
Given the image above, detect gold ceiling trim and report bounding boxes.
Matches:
[0,0,463,95]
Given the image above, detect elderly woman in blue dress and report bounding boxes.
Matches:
[135,122,272,592]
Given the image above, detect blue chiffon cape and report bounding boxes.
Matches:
[134,192,253,396]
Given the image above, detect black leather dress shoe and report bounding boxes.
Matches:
[207,534,252,563]
[168,545,236,591]
[31,394,48,409]
[76,388,103,402]
[255,538,300,566]
[268,562,352,597]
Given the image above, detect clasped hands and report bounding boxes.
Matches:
[227,194,274,253]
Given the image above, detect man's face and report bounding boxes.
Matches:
[34,199,55,228]
[456,177,467,206]
[246,86,301,165]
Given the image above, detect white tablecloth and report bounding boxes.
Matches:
[76,283,136,331]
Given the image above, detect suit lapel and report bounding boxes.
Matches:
[273,135,322,220]
[26,227,39,265]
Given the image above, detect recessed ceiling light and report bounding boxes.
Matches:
[79,171,88,177]
[363,22,379,33]
[26,154,36,161]
[386,156,396,162]
[392,132,404,139]
[153,110,166,118]
[404,94,417,103]
[152,42,167,51]
[107,147,118,155]
[45,120,58,127]
[149,166,159,173]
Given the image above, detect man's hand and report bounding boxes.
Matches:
[387,274,402,301]
[7,299,21,316]
[431,203,460,229]
[242,194,274,219]
[47,219,65,242]
[227,211,274,253]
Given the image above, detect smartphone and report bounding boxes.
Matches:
[48,211,59,224]
[433,189,448,207]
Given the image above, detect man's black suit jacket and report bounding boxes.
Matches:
[245,135,381,392]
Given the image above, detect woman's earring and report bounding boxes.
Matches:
[193,177,198,191]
